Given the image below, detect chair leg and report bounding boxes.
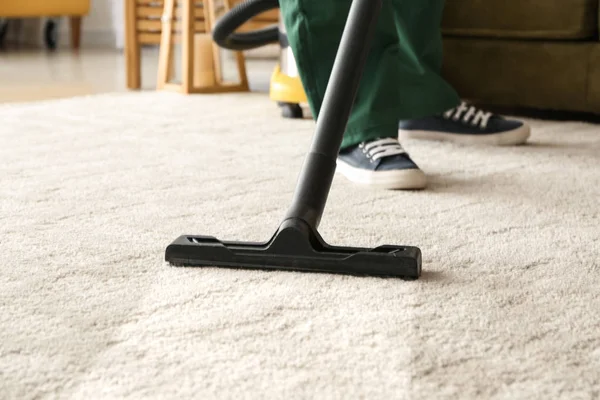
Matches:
[124,0,141,89]
[126,45,141,89]
[69,16,82,50]
[207,0,249,90]
[157,0,176,90]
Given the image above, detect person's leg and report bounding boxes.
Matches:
[394,4,530,145]
[280,0,459,148]
[280,0,460,189]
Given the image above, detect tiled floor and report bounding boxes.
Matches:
[0,48,276,104]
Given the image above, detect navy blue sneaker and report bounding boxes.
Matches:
[336,138,427,189]
[399,101,530,145]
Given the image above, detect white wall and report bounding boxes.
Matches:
[58,0,124,48]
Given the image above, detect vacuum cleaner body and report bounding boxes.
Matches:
[269,16,309,119]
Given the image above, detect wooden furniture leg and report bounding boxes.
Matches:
[157,0,175,90]
[69,16,82,50]
[156,0,251,93]
[181,0,194,93]
[124,0,141,89]
[207,0,249,88]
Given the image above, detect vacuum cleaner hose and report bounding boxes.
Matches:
[212,0,280,51]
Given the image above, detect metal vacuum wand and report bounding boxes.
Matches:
[284,0,382,229]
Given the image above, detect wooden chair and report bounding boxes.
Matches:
[215,0,279,32]
[125,0,165,89]
[124,0,278,91]
[155,0,248,93]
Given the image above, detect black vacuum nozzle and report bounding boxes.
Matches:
[166,218,421,279]
[165,0,422,279]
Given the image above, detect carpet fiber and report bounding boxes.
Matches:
[1,92,599,399]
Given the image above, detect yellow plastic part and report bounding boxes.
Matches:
[0,0,90,17]
[269,64,308,104]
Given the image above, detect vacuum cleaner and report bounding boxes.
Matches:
[209,0,308,118]
[269,16,308,119]
[164,0,422,279]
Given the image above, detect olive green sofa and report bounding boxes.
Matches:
[441,0,600,114]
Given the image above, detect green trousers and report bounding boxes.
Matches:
[279,0,461,149]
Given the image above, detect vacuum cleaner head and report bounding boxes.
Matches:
[166,218,421,279]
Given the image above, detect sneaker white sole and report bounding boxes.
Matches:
[336,159,427,190]
[399,123,531,146]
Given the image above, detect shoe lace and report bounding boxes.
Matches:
[443,101,493,129]
[359,138,406,162]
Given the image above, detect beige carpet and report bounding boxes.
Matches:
[1,91,599,399]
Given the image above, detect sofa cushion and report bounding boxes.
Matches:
[587,46,600,111]
[442,0,598,40]
[0,0,90,17]
[441,38,593,112]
